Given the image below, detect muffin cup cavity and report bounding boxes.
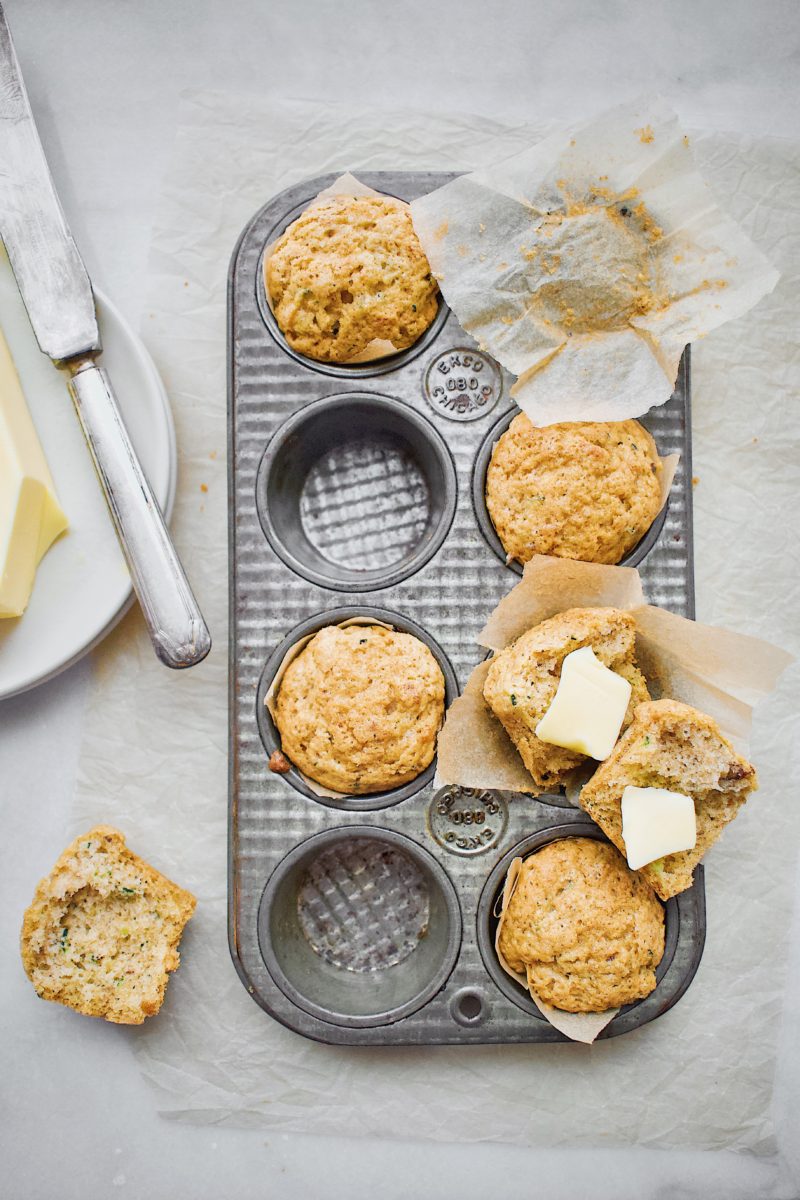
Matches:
[256,606,459,811]
[476,823,679,1033]
[472,407,670,576]
[257,827,462,1028]
[256,393,457,592]
[256,204,449,377]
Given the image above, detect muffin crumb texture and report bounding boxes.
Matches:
[579,698,757,899]
[486,415,663,565]
[499,837,665,1012]
[266,195,439,362]
[20,826,196,1024]
[274,624,446,794]
[483,607,649,792]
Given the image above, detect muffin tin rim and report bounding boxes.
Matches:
[256,825,464,1029]
[254,390,459,592]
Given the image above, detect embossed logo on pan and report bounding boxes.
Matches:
[424,349,502,422]
[428,786,508,855]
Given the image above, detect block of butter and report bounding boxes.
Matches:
[621,785,697,871]
[535,645,631,761]
[0,329,68,618]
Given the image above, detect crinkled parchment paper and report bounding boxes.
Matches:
[411,96,780,425]
[72,92,800,1154]
[437,554,792,797]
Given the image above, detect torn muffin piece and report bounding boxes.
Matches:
[482,607,649,791]
[20,826,195,1024]
[578,698,757,899]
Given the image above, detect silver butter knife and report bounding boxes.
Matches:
[0,4,211,669]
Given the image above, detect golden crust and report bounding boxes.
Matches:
[483,607,649,791]
[274,624,446,793]
[499,838,665,1012]
[579,698,757,899]
[266,195,439,362]
[20,826,195,1025]
[486,415,663,565]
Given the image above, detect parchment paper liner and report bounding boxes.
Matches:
[494,856,619,1043]
[265,615,408,800]
[410,96,780,426]
[263,171,435,364]
[436,555,793,800]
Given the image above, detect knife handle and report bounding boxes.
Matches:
[67,359,211,669]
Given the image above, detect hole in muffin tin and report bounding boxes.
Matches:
[258,827,462,1028]
[476,823,679,1033]
[256,605,460,812]
[472,407,670,576]
[255,198,450,378]
[256,393,457,592]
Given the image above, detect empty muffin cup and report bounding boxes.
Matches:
[256,393,457,591]
[258,827,462,1027]
[476,823,680,1033]
[472,408,670,575]
[256,605,459,811]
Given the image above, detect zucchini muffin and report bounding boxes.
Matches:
[579,698,757,900]
[498,838,665,1012]
[265,195,439,363]
[274,624,446,793]
[485,415,664,565]
[483,607,649,792]
[20,826,195,1024]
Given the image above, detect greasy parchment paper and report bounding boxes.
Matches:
[71,92,800,1155]
[263,171,425,363]
[411,95,780,426]
[436,555,792,798]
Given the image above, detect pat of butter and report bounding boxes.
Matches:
[0,329,68,618]
[535,645,631,760]
[621,786,697,871]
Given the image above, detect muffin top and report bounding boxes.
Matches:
[266,195,439,363]
[486,415,663,565]
[273,624,446,794]
[498,837,665,1012]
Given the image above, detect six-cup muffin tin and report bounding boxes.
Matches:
[227,171,705,1044]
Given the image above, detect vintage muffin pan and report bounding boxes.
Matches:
[228,171,703,1045]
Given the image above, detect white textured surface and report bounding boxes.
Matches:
[1,1,799,1198]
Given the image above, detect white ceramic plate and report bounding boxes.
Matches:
[0,257,176,700]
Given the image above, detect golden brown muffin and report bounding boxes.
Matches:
[483,607,649,791]
[274,624,445,793]
[20,826,195,1024]
[498,838,665,1012]
[266,195,439,362]
[485,415,663,565]
[579,698,757,900]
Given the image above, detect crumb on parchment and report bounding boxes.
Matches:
[636,125,655,144]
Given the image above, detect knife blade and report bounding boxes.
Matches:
[0,3,211,670]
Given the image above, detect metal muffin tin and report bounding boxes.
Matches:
[228,171,704,1045]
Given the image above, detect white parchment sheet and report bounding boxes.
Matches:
[72,92,800,1153]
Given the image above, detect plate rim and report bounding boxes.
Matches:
[0,286,178,702]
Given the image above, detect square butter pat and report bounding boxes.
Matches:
[535,646,631,761]
[621,786,697,872]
